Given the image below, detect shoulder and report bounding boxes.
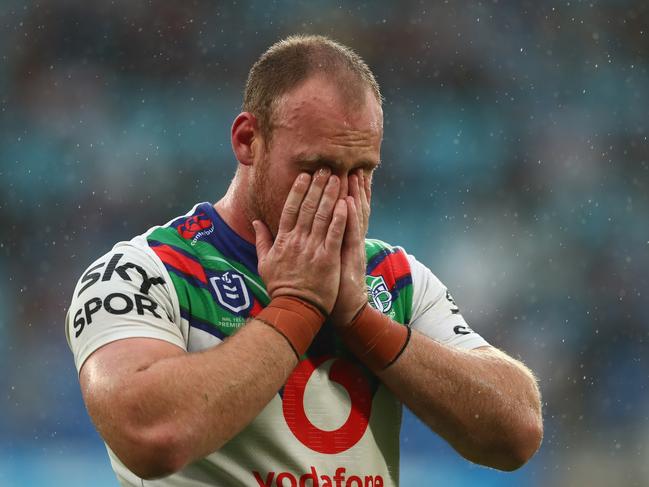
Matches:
[364,238,410,271]
[364,237,398,252]
[364,238,450,316]
[70,236,167,299]
[65,235,185,371]
[144,202,213,246]
[364,238,447,291]
[364,238,437,288]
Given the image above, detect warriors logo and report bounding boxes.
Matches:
[366,275,392,313]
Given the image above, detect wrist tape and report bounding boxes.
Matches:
[256,296,325,358]
[340,303,411,371]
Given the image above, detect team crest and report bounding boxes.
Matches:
[366,275,393,313]
[210,271,251,314]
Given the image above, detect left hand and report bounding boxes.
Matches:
[330,170,371,326]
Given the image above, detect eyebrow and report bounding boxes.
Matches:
[294,153,381,170]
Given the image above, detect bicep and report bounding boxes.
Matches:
[67,244,187,416]
[80,338,184,423]
[80,337,185,395]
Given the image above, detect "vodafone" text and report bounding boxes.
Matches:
[253,467,384,487]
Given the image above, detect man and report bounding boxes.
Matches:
[66,35,542,486]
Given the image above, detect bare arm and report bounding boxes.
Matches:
[80,323,297,479]
[332,170,542,470]
[78,169,347,479]
[377,338,542,470]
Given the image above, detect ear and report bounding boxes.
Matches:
[231,112,264,166]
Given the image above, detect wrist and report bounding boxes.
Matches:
[331,294,368,328]
[256,296,326,359]
[333,301,367,330]
[338,305,411,371]
[267,285,333,317]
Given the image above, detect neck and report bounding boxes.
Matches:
[214,170,256,245]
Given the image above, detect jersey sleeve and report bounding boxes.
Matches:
[65,239,186,373]
[407,253,489,350]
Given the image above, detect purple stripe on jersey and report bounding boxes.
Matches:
[366,247,399,274]
[390,275,413,325]
[180,307,228,340]
[200,203,259,276]
[391,275,413,298]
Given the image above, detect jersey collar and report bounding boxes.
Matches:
[199,202,259,276]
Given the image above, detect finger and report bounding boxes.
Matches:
[324,199,348,253]
[295,167,331,233]
[344,196,362,249]
[363,170,372,205]
[349,172,359,200]
[348,173,363,232]
[252,220,273,262]
[278,173,311,234]
[310,175,340,240]
[359,171,371,234]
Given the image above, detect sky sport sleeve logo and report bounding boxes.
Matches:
[72,253,167,338]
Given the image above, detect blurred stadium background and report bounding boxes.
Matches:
[1,1,648,485]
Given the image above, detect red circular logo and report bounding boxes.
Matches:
[282,355,373,454]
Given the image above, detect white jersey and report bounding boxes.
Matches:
[65,203,489,487]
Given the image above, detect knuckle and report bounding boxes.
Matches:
[329,226,344,239]
[313,211,330,224]
[301,200,317,214]
[289,234,307,251]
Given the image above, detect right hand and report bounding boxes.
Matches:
[253,168,348,314]
[330,171,369,326]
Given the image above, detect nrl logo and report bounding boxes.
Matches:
[366,275,393,313]
[210,271,251,314]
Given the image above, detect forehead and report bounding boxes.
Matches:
[270,76,383,151]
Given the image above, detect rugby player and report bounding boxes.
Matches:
[66,35,543,486]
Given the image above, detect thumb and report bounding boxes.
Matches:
[252,220,273,260]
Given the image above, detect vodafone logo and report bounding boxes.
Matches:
[282,355,373,454]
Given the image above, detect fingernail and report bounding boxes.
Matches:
[317,167,330,177]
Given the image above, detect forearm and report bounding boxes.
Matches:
[377,331,542,470]
[94,320,297,476]
[79,171,348,479]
